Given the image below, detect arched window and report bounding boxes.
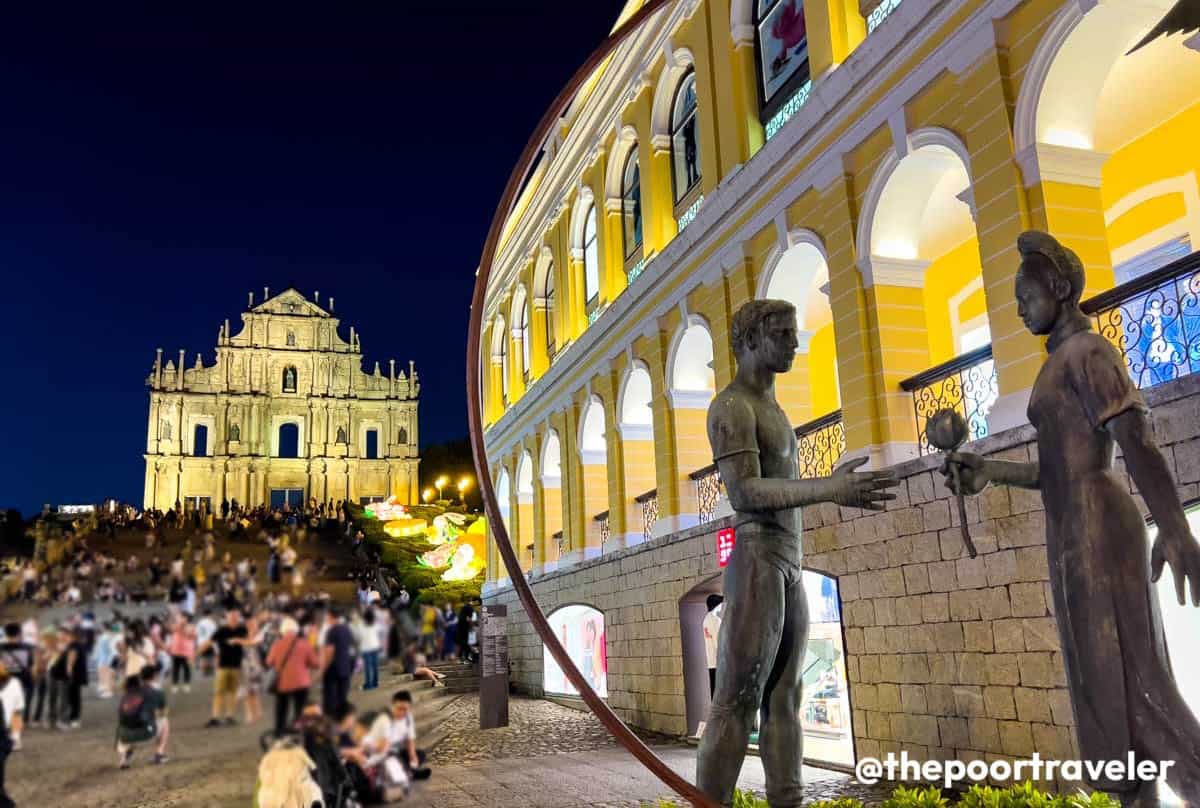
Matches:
[621,150,643,259]
[516,299,531,379]
[365,429,379,460]
[192,424,208,457]
[582,205,600,312]
[756,0,810,119]
[545,267,557,359]
[282,366,297,393]
[278,423,299,459]
[671,71,701,200]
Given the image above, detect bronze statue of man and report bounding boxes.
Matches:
[942,231,1200,807]
[696,299,899,807]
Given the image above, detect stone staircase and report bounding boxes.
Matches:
[380,670,465,752]
[427,658,482,695]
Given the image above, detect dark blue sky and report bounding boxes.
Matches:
[0,2,625,514]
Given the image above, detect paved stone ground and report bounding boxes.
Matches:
[416,695,894,808]
[430,695,669,765]
[5,667,408,808]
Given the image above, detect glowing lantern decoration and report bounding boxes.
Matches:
[365,496,409,521]
[418,542,457,568]
[383,517,427,539]
[441,543,485,581]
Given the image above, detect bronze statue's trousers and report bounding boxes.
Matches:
[696,535,809,807]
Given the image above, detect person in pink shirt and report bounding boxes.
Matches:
[265,617,320,737]
[168,615,196,694]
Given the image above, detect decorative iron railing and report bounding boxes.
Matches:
[900,345,999,457]
[635,489,658,541]
[795,410,846,478]
[593,511,610,546]
[689,466,724,525]
[1082,250,1200,391]
[866,0,903,34]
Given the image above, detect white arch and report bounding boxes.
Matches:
[756,229,830,333]
[618,360,655,440]
[495,467,512,537]
[578,396,607,465]
[604,125,640,201]
[490,315,508,359]
[509,285,529,333]
[510,285,531,374]
[516,451,534,500]
[856,127,975,282]
[1014,0,1177,156]
[651,47,697,139]
[541,430,562,487]
[568,186,597,250]
[729,0,754,44]
[532,246,555,300]
[667,315,716,410]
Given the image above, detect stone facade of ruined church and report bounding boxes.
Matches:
[144,287,420,511]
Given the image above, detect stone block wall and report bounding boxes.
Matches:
[486,519,730,736]
[485,374,1200,779]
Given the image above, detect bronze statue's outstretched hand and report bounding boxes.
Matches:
[1151,529,1200,607]
[829,457,899,511]
[939,451,990,496]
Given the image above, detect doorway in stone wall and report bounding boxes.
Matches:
[678,566,856,769]
[270,488,305,509]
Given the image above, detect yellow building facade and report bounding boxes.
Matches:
[479,0,1200,583]
[144,288,421,511]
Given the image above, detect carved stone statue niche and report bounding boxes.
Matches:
[696,299,899,808]
[228,423,240,443]
[336,425,348,444]
[942,231,1200,807]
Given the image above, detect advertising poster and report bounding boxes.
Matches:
[758,0,809,104]
[544,604,608,698]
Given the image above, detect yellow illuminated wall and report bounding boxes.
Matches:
[1101,102,1200,264]
[923,237,986,365]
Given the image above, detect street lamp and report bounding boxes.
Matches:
[457,476,472,503]
[435,476,449,501]
[422,488,435,504]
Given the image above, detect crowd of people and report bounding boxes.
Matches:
[0,497,485,806]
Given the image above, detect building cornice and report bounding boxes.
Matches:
[484,0,1025,464]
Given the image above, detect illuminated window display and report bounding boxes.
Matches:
[544,604,608,698]
[796,570,853,767]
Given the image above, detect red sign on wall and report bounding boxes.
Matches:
[717,527,736,567]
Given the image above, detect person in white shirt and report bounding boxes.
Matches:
[357,610,382,691]
[0,664,25,750]
[363,691,429,780]
[702,594,724,699]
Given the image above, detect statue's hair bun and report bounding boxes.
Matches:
[1017,230,1085,304]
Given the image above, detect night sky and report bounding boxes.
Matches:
[0,2,626,514]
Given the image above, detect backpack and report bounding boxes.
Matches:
[118,688,153,730]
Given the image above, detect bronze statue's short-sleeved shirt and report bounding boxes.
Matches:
[707,386,802,570]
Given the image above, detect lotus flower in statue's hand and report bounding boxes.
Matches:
[927,408,977,558]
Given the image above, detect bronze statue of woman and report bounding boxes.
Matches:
[942,231,1200,807]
